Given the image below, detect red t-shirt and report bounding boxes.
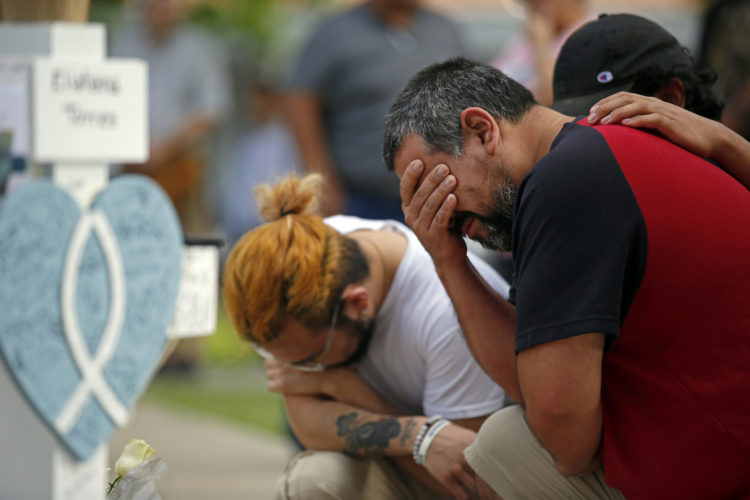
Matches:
[511,119,750,499]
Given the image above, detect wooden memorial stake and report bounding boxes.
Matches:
[0,21,140,500]
[0,3,220,498]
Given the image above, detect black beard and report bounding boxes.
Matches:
[328,317,375,368]
[449,180,516,252]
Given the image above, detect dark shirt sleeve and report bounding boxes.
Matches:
[510,124,647,353]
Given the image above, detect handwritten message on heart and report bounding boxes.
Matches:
[0,175,182,459]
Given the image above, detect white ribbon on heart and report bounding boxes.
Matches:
[54,209,129,434]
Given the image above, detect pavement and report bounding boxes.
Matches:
[108,394,297,500]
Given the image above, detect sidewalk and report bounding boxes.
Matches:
[108,400,297,500]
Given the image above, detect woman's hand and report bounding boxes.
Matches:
[588,92,714,158]
[589,91,750,190]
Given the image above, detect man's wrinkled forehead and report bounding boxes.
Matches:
[394,134,441,178]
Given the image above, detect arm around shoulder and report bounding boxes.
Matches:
[589,92,750,190]
[710,123,750,190]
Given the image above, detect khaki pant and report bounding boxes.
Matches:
[274,450,454,500]
[464,405,625,500]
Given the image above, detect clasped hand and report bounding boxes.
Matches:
[424,423,480,500]
[264,359,359,398]
[264,359,328,396]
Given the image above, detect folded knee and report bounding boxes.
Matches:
[275,451,367,500]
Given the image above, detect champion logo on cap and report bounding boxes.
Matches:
[597,71,614,83]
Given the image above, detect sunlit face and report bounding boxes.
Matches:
[393,134,517,251]
[258,312,374,372]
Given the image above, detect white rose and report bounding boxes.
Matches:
[114,438,156,478]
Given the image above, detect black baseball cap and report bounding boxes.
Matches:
[552,13,693,115]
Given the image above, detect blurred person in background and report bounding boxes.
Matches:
[223,173,510,500]
[699,0,750,140]
[491,0,591,106]
[215,67,301,246]
[283,0,467,220]
[110,0,231,235]
[111,0,231,372]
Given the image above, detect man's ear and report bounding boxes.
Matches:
[460,107,500,155]
[341,284,369,320]
[653,78,686,108]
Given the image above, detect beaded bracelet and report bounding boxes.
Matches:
[412,415,442,465]
[415,419,451,466]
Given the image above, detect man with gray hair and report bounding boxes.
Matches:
[384,57,750,499]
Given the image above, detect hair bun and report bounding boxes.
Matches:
[255,173,323,222]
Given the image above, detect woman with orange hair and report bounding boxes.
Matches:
[222,173,511,500]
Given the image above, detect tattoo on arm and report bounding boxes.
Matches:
[336,412,402,457]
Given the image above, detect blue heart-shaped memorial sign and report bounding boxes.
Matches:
[0,175,182,460]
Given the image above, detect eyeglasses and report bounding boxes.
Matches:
[252,300,342,372]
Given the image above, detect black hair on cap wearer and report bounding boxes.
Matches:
[552,13,693,116]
